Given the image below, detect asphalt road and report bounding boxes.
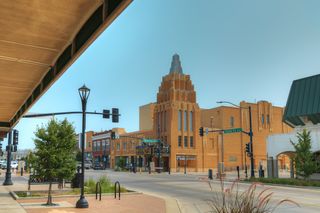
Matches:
[86,169,320,213]
[3,169,320,213]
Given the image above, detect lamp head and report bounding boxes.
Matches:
[78,84,90,102]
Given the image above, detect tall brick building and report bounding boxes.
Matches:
[109,54,292,172]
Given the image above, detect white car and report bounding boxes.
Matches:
[11,161,18,169]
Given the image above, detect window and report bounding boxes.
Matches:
[190,136,194,147]
[184,136,188,147]
[261,114,265,124]
[267,114,270,124]
[178,110,182,131]
[123,142,127,151]
[97,141,101,151]
[184,111,187,131]
[88,142,91,148]
[102,140,106,151]
[230,116,234,128]
[116,143,120,151]
[93,142,96,151]
[164,111,167,131]
[158,112,161,132]
[178,136,182,147]
[189,111,193,131]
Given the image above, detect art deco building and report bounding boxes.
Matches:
[108,54,292,172]
[153,54,201,171]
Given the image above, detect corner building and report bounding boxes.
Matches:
[154,54,201,172]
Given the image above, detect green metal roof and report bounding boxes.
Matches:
[283,74,320,127]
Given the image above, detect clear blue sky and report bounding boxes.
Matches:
[14,0,320,149]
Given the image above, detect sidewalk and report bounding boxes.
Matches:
[0,174,177,213]
[0,185,26,213]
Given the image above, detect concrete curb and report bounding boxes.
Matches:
[10,190,142,200]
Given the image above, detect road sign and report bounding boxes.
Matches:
[223,128,242,134]
[142,139,160,143]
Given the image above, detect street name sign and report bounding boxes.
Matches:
[223,128,242,134]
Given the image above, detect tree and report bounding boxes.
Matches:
[291,129,318,179]
[31,118,77,205]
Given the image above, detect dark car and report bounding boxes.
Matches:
[93,162,103,170]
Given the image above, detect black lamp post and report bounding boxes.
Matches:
[217,101,255,178]
[76,85,90,208]
[3,130,13,185]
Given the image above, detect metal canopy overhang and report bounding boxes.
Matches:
[0,0,132,134]
[283,74,320,127]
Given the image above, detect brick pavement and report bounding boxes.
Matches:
[0,171,175,213]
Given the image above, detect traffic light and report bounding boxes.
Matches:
[111,131,116,140]
[6,145,9,152]
[13,145,17,152]
[112,108,119,123]
[199,127,204,137]
[102,109,110,119]
[245,143,251,155]
[13,129,19,145]
[0,143,2,150]
[0,150,3,156]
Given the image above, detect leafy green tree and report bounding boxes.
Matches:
[291,129,318,179]
[30,118,77,205]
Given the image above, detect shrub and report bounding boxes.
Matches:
[84,176,126,194]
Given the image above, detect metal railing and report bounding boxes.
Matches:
[96,181,101,201]
[114,181,120,200]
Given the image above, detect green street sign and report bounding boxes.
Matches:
[223,128,242,134]
[142,139,161,143]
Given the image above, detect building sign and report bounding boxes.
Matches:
[176,155,196,161]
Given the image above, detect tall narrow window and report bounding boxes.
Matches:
[158,112,161,132]
[164,111,166,132]
[190,136,194,147]
[184,110,187,131]
[178,136,182,147]
[184,136,188,147]
[117,143,120,151]
[267,114,270,124]
[178,110,182,131]
[189,111,193,131]
[261,114,265,124]
[123,142,127,151]
[230,116,234,128]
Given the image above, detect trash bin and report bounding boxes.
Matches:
[208,169,213,180]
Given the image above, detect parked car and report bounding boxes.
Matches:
[11,161,18,169]
[84,160,92,169]
[0,160,6,169]
[93,162,103,170]
[1,161,7,169]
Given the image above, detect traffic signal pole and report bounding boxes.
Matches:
[248,106,255,178]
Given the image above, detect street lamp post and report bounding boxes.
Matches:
[3,130,13,185]
[76,85,90,208]
[217,101,255,178]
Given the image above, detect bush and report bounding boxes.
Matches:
[247,178,320,187]
[84,176,126,194]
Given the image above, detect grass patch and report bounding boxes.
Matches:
[83,176,127,194]
[246,177,320,187]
